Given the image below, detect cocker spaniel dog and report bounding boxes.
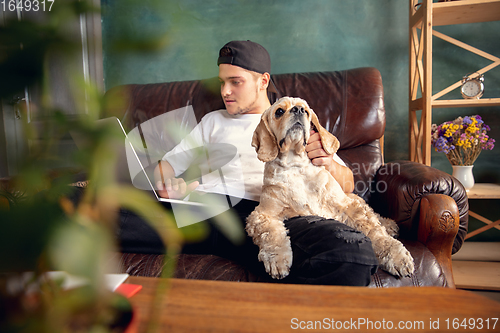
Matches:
[246,96,414,279]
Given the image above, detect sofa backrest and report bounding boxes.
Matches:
[103,67,385,200]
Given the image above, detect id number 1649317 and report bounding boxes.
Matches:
[1,0,54,12]
[445,318,498,330]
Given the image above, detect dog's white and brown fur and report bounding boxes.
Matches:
[246,96,414,279]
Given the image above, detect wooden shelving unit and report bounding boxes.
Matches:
[409,0,500,165]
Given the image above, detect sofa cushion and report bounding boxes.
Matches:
[111,239,448,287]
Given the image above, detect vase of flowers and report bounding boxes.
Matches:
[431,115,495,190]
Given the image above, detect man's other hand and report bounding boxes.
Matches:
[156,178,199,199]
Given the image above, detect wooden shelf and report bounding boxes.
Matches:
[411,97,500,110]
[467,183,500,199]
[433,0,500,26]
[452,260,500,291]
[411,0,500,27]
[433,98,500,108]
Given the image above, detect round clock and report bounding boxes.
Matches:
[461,73,484,99]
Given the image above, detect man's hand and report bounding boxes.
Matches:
[306,130,334,170]
[156,178,199,199]
[306,130,354,193]
[154,161,199,199]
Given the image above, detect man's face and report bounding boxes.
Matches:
[218,64,262,115]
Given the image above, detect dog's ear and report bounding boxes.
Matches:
[310,111,340,155]
[252,115,279,162]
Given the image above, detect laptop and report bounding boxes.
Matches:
[71,116,232,227]
[125,133,208,207]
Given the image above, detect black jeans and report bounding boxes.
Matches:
[119,197,379,286]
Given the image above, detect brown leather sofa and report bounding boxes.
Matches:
[105,67,469,288]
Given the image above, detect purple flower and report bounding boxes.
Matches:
[432,136,457,154]
[433,136,449,153]
[486,139,496,150]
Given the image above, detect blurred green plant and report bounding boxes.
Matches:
[0,0,218,331]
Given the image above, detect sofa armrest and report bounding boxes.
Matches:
[418,194,459,287]
[369,160,468,254]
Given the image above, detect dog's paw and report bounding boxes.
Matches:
[258,242,293,279]
[379,217,399,238]
[379,239,414,278]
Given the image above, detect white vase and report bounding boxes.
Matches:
[451,165,475,191]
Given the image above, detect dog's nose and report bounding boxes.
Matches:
[291,106,305,115]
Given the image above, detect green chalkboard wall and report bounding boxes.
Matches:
[101,0,500,240]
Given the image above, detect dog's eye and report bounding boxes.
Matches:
[275,108,285,118]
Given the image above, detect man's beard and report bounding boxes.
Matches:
[231,87,260,115]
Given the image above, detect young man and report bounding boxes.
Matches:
[155,40,353,199]
[153,40,378,285]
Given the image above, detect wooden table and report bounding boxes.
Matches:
[126,276,500,332]
[466,183,500,239]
